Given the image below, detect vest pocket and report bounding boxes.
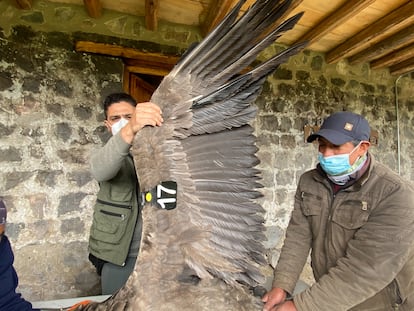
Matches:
[91,200,132,244]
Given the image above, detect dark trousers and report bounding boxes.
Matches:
[100,256,137,295]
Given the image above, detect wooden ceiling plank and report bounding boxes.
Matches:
[326,1,414,64]
[83,0,102,18]
[13,0,32,9]
[145,0,159,31]
[370,42,414,69]
[294,0,375,46]
[126,65,171,76]
[271,0,304,32]
[75,41,180,65]
[252,0,304,42]
[390,57,414,76]
[124,58,176,71]
[202,0,304,38]
[349,24,414,65]
[201,0,238,36]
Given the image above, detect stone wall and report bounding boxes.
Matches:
[0,2,413,303]
[0,25,124,299]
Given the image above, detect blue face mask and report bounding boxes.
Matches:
[318,143,361,176]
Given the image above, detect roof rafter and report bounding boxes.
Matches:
[12,0,32,9]
[83,0,102,18]
[294,0,375,47]
[349,24,414,65]
[370,42,414,70]
[201,0,239,36]
[9,0,414,75]
[390,57,414,76]
[201,0,303,40]
[145,0,160,31]
[326,1,414,64]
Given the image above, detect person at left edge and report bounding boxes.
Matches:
[88,93,163,295]
[0,198,40,311]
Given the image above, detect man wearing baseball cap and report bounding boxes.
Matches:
[0,198,39,311]
[263,111,414,310]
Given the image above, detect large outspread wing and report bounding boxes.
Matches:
[76,0,306,310]
[134,0,306,286]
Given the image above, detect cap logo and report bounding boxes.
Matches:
[344,122,354,131]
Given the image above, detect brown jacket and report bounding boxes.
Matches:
[273,155,414,311]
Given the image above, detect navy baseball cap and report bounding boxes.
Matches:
[307,111,370,145]
[0,199,6,225]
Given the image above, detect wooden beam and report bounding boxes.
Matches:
[294,0,375,46]
[390,57,414,76]
[125,65,172,77]
[249,0,304,43]
[76,41,179,76]
[83,0,102,18]
[269,0,304,35]
[145,0,159,31]
[13,0,32,9]
[349,24,414,65]
[288,0,304,12]
[370,42,414,69]
[124,58,176,76]
[201,0,238,36]
[75,41,180,66]
[326,1,414,64]
[201,0,303,38]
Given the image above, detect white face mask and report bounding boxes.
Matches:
[111,118,129,136]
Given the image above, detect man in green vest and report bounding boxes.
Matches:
[88,92,163,294]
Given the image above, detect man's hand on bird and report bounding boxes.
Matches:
[121,102,163,144]
[262,287,297,311]
[274,301,297,311]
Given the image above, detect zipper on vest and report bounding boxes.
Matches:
[97,198,132,209]
[99,209,126,220]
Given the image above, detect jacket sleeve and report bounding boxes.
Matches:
[272,181,312,294]
[90,133,132,182]
[294,180,414,311]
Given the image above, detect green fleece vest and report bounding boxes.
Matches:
[88,156,139,266]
